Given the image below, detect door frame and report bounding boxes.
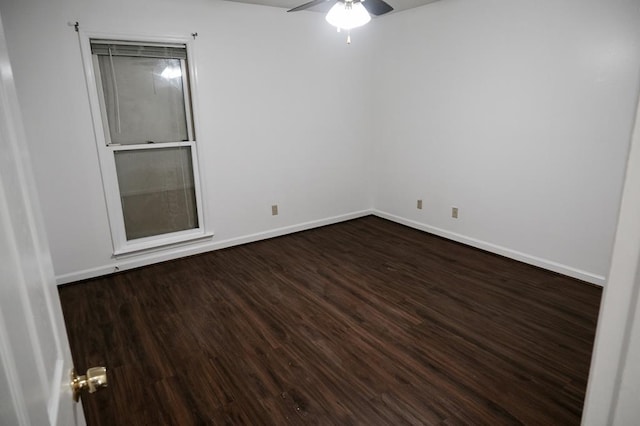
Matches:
[581,86,640,423]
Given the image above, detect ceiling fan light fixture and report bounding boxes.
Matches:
[325,1,371,30]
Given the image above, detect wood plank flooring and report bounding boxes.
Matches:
[58,216,602,425]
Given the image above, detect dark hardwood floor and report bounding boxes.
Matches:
[58,216,602,425]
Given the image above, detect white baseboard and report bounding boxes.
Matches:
[372,210,606,286]
[57,208,606,287]
[56,209,373,285]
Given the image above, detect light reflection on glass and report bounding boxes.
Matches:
[161,65,182,80]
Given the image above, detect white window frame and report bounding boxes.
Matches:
[78,31,211,256]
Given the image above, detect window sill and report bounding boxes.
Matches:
[113,231,214,258]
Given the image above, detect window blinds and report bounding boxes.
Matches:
[90,41,187,59]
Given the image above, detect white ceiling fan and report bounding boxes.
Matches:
[288,0,394,43]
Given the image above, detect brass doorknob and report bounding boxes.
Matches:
[70,366,108,402]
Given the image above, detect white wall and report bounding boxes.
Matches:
[371,0,640,284]
[1,0,639,285]
[0,0,375,282]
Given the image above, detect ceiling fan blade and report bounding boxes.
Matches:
[362,0,394,16]
[287,0,331,12]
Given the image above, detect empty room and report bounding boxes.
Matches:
[1,0,640,424]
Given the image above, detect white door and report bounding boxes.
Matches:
[0,10,87,426]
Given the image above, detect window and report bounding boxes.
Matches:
[83,38,208,255]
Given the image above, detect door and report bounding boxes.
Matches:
[0,10,87,426]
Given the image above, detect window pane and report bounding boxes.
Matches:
[114,147,198,240]
[98,56,188,144]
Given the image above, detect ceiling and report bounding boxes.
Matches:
[223,0,439,14]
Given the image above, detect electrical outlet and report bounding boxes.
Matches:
[272,205,278,216]
[452,207,459,219]
[417,199,423,210]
